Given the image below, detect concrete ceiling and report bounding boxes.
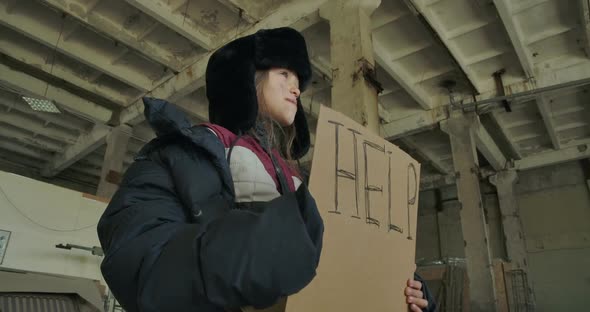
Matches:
[0,0,589,194]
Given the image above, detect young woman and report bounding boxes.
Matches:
[97,27,433,312]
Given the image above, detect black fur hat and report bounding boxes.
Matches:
[206,27,312,159]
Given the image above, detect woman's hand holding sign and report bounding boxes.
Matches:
[405,278,429,312]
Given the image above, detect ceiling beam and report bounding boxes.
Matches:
[579,0,590,57]
[420,173,456,191]
[215,0,256,23]
[485,112,523,160]
[537,63,590,89]
[291,10,322,33]
[41,126,111,177]
[526,25,572,46]
[85,152,134,169]
[514,142,590,171]
[536,97,561,150]
[119,64,207,126]
[0,31,128,106]
[83,0,102,17]
[371,7,409,30]
[510,0,551,15]
[407,0,486,93]
[174,93,209,123]
[373,38,433,110]
[0,110,77,144]
[381,106,448,140]
[0,95,79,142]
[0,90,88,133]
[0,3,156,92]
[0,127,65,153]
[309,56,332,81]
[0,139,50,160]
[382,64,590,145]
[0,119,67,149]
[411,66,454,84]
[0,153,97,193]
[69,163,102,179]
[0,151,45,174]
[473,119,508,171]
[456,63,590,115]
[124,0,216,50]
[222,0,330,50]
[40,0,184,72]
[480,112,522,159]
[216,0,278,23]
[493,0,535,78]
[121,0,331,125]
[0,63,113,124]
[399,136,453,174]
[64,0,330,178]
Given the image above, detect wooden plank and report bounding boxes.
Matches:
[493,260,510,312]
[82,192,110,203]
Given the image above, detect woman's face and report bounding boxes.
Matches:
[258,68,301,126]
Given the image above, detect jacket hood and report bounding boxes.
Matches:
[205,27,312,160]
[139,96,235,195]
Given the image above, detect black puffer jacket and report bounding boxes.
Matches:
[97,99,324,312]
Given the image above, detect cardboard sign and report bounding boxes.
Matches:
[285,105,421,311]
[242,106,421,312]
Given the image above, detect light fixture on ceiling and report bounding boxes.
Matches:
[19,13,66,115]
[21,96,61,113]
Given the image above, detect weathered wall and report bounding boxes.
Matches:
[415,190,441,264]
[416,181,505,264]
[415,160,590,311]
[0,170,106,284]
[516,161,590,311]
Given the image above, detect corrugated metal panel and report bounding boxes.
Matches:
[0,293,79,312]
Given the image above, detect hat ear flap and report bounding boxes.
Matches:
[291,98,311,160]
[206,38,258,133]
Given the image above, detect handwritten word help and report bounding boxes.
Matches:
[327,120,418,240]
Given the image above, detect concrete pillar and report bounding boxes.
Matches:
[441,112,497,312]
[438,199,466,260]
[319,0,381,134]
[489,170,536,310]
[96,125,132,199]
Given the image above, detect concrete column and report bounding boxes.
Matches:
[438,199,466,260]
[320,0,381,134]
[441,112,497,312]
[489,170,536,310]
[96,125,132,199]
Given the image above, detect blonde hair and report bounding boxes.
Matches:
[252,70,298,162]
